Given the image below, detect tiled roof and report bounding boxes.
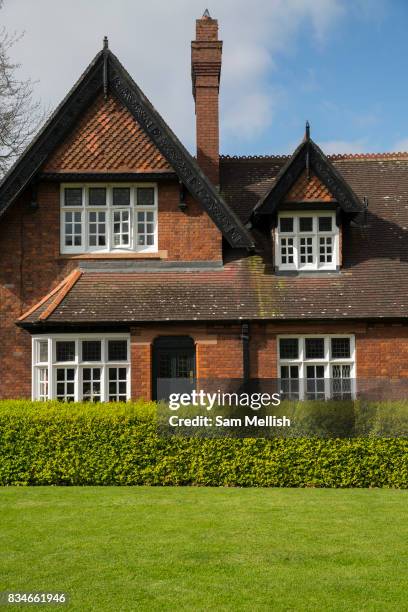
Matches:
[284,170,334,202]
[18,269,82,322]
[43,94,172,173]
[19,252,408,324]
[19,156,408,325]
[220,154,408,222]
[220,156,287,223]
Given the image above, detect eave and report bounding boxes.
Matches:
[40,172,178,182]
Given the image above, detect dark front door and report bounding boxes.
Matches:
[153,336,196,401]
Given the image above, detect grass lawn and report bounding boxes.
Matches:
[0,488,407,611]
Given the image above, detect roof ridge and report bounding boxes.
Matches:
[220,154,290,161]
[39,269,82,321]
[328,152,408,160]
[221,152,408,162]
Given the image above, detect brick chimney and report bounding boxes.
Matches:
[191,10,222,186]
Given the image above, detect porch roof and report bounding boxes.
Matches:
[17,252,408,327]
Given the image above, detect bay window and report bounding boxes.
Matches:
[32,335,130,402]
[61,184,157,254]
[278,335,355,400]
[275,211,339,271]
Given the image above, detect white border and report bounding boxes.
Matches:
[32,333,131,402]
[275,211,339,271]
[277,334,356,399]
[60,183,158,254]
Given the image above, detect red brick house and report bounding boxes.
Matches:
[1,12,407,403]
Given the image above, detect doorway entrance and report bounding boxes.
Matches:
[152,336,196,401]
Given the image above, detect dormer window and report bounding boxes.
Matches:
[275,211,339,271]
[60,183,158,254]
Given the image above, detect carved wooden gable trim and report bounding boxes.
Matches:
[253,139,362,217]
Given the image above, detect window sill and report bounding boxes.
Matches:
[274,268,340,276]
[58,250,168,260]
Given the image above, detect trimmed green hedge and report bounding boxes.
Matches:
[0,400,407,487]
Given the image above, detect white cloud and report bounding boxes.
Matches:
[393,138,408,152]
[1,0,347,152]
[318,139,367,154]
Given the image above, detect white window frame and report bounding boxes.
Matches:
[32,334,131,402]
[275,211,339,271]
[277,334,356,400]
[60,183,158,254]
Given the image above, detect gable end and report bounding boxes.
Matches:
[253,138,363,217]
[0,48,254,249]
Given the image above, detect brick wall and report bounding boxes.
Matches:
[0,190,406,399]
[0,177,221,398]
[157,182,222,261]
[129,321,408,401]
[356,324,408,378]
[0,186,74,398]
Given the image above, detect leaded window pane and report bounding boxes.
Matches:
[38,340,48,363]
[331,364,352,399]
[82,340,102,362]
[280,217,293,233]
[305,338,325,359]
[64,188,82,207]
[280,237,294,265]
[64,211,82,247]
[331,338,350,359]
[108,340,127,361]
[55,368,75,401]
[137,210,155,247]
[112,187,130,206]
[108,367,127,401]
[300,237,313,264]
[299,217,313,232]
[89,187,106,206]
[38,367,49,401]
[279,338,299,359]
[306,365,325,400]
[113,210,130,247]
[319,216,332,232]
[88,211,106,247]
[82,367,101,402]
[137,187,155,206]
[56,341,75,362]
[319,236,333,263]
[280,364,299,400]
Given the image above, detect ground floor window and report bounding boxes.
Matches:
[278,335,355,400]
[32,334,130,402]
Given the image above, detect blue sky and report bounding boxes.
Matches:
[2,0,408,155]
[267,0,408,154]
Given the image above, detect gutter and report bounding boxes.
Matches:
[241,322,250,383]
